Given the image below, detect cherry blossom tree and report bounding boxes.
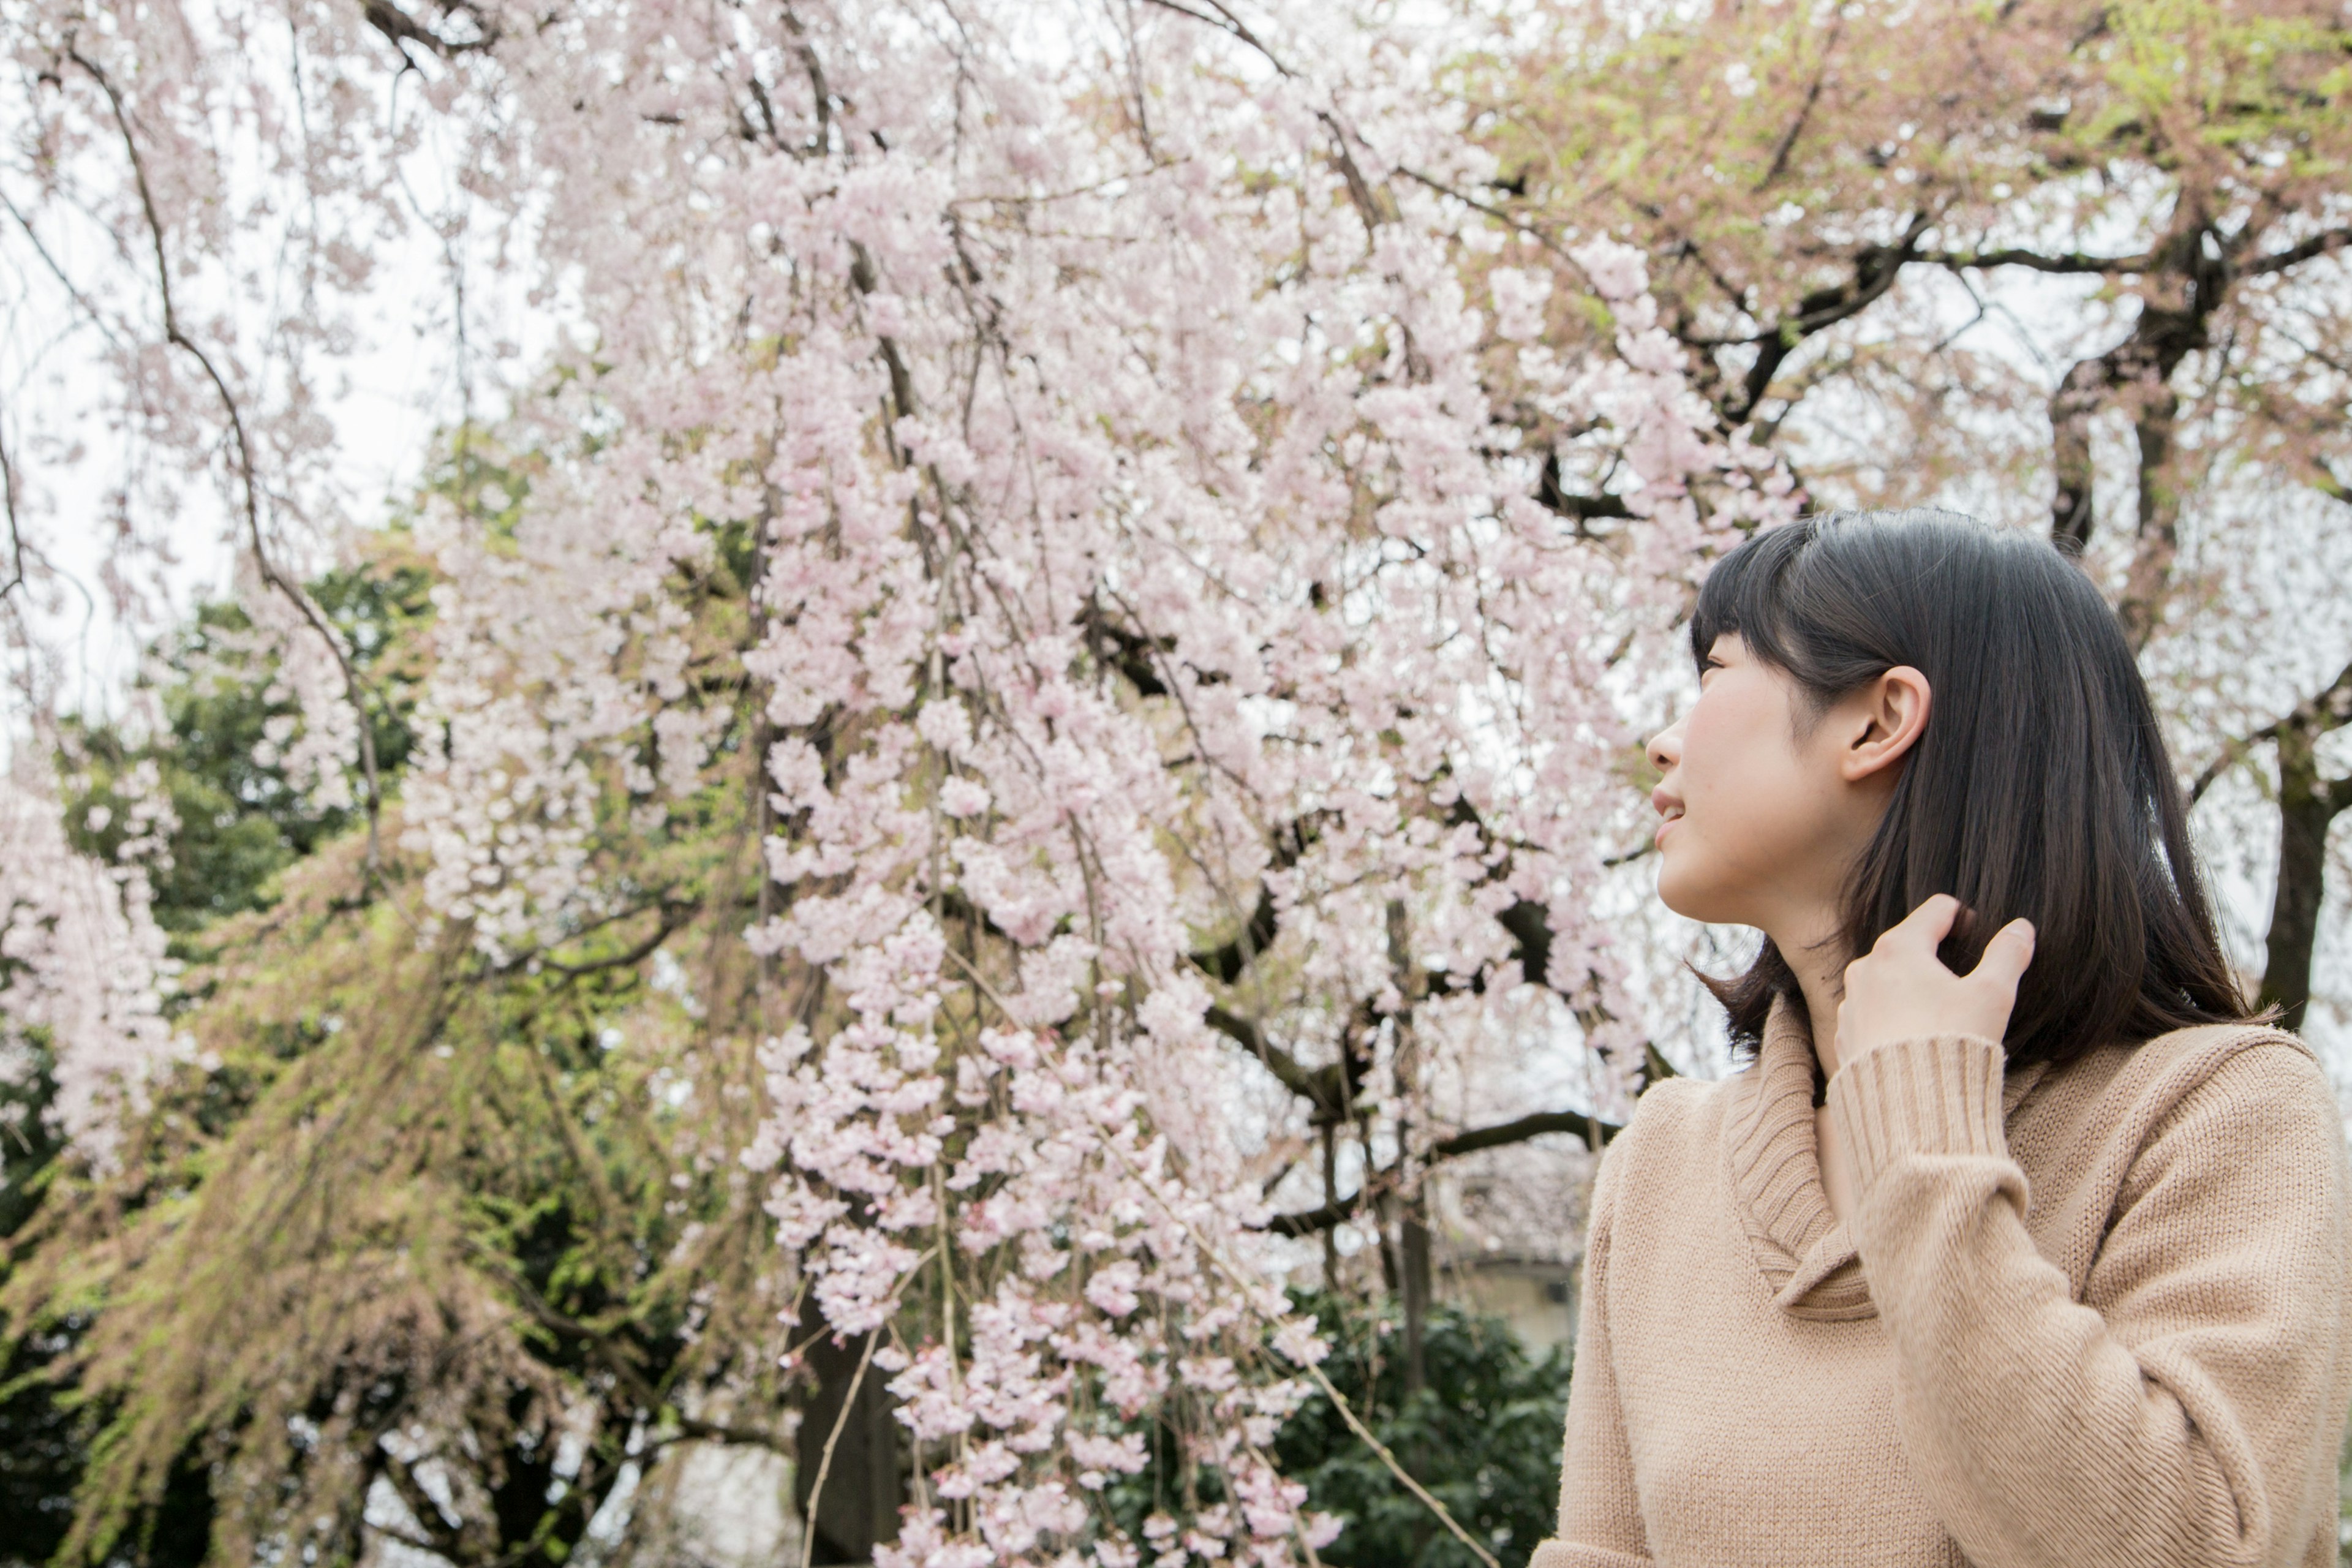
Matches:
[2,0,1784,1562]
[1477,0,2352,1037]
[0,752,179,1166]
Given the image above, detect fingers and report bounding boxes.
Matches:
[1967,916,2036,993]
[1883,892,1962,953]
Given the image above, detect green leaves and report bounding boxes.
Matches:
[61,556,434,942]
[1272,1291,1572,1568]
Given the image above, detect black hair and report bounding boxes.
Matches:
[1691,508,2255,1066]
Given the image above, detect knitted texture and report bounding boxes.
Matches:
[1532,998,2352,1568]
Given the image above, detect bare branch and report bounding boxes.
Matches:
[1756,17,1841,192]
[1135,0,1293,76]
[1189,883,1277,983]
[797,1325,880,1568]
[1920,246,2153,276]
[68,45,390,872]
[1434,1107,1621,1159]
[531,902,697,979]
[358,0,498,61]
[1202,1003,1343,1113]
[0,414,23,602]
[1721,212,1929,422]
[2189,655,2352,803]
[2242,227,2352,278]
[1264,1104,1623,1237]
[2310,459,2351,506]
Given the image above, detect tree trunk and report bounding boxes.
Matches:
[1375,1187,1401,1298]
[1400,1196,1432,1397]
[2260,724,2350,1035]
[2048,357,2107,548]
[795,1298,904,1565]
[2119,388,2182,649]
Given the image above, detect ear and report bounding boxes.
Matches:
[1838,665,1931,783]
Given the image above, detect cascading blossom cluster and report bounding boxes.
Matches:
[398,456,723,950]
[8,0,1793,1559]
[0,758,182,1167]
[371,2,1791,1559]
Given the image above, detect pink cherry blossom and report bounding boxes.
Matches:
[6,0,1789,1559]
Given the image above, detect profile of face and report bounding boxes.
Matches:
[1645,633,1929,943]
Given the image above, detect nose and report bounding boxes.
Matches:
[1646,717,1683,775]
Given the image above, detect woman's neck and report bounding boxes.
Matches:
[1777,924,1853,1078]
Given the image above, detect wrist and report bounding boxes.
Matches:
[1824,1033,2009,1197]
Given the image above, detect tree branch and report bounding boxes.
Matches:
[1202,1003,1342,1114]
[533,902,696,978]
[796,1324,879,1568]
[376,1450,477,1564]
[1135,0,1293,77]
[1189,884,1277,984]
[2190,655,2352,802]
[2242,227,2352,278]
[1536,453,1635,527]
[358,0,497,61]
[0,413,23,602]
[1433,1108,1623,1159]
[1920,246,2152,276]
[1755,17,1841,192]
[1264,1104,1624,1237]
[1722,213,1928,422]
[69,45,389,872]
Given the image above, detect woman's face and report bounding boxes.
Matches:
[1644,633,1891,936]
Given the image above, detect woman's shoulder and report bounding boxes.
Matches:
[2025,1019,2342,1194]
[2137,1020,2338,1149]
[2014,1021,2352,1318]
[1600,1071,1740,1175]
[2056,1019,2329,1126]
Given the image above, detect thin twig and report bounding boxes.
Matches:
[797,1324,881,1568]
[69,43,388,873]
[0,415,24,601]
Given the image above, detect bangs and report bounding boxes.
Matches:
[1689,519,1815,677]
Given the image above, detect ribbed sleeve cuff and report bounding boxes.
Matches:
[1826,1033,2009,1196]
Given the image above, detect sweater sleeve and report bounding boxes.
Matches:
[1828,1032,2352,1568]
[1529,1138,1653,1568]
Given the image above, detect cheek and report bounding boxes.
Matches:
[1660,685,1822,910]
[1681,690,1798,824]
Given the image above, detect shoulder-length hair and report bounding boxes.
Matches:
[1692,508,2255,1066]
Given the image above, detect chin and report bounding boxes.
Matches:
[1654,854,1732,925]
[1653,862,1701,920]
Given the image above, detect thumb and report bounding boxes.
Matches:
[1968,917,2036,995]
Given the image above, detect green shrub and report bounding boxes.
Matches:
[1272,1290,1570,1568]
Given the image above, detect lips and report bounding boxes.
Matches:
[1651,788,1684,846]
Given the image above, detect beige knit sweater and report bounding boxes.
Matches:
[1532,998,2352,1568]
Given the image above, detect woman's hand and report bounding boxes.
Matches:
[1833,894,2035,1071]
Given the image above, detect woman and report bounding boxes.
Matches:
[1532,510,2352,1567]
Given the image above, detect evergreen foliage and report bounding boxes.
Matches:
[61,557,434,940]
[1099,1287,1572,1568]
[1272,1293,1572,1568]
[0,533,802,1566]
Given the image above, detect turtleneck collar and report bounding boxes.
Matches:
[1721,992,2048,1321]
